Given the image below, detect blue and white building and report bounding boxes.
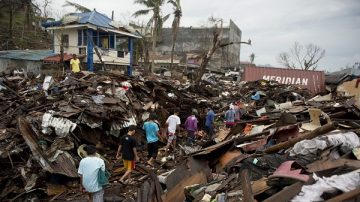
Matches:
[43,10,141,75]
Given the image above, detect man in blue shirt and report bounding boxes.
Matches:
[205,108,215,139]
[143,114,160,166]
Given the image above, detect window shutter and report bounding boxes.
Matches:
[110,33,115,49]
[83,30,87,46]
[77,30,82,46]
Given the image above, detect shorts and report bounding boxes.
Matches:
[226,122,235,128]
[91,189,104,202]
[123,159,135,171]
[168,133,177,144]
[187,130,195,138]
[147,141,159,159]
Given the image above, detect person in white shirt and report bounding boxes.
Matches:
[78,145,105,202]
[165,108,181,151]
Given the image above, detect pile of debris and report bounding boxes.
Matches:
[177,81,360,201]
[0,70,359,202]
[0,71,218,201]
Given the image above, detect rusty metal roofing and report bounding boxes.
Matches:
[0,50,55,61]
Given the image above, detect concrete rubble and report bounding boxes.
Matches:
[0,70,359,202]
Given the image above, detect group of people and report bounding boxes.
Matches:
[77,108,218,201]
[224,101,244,128]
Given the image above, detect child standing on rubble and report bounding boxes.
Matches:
[78,145,105,202]
[165,108,181,151]
[143,114,160,167]
[116,125,139,184]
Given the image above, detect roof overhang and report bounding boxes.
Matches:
[46,23,97,30]
[47,24,141,38]
[107,29,142,38]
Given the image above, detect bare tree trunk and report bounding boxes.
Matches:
[194,51,214,85]
[9,0,14,42]
[170,26,178,70]
[60,34,64,74]
[195,21,223,85]
[150,14,159,73]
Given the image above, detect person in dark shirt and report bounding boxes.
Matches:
[116,125,139,184]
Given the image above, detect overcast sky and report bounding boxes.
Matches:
[43,0,360,71]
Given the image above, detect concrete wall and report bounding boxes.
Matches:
[53,28,130,66]
[0,58,42,74]
[155,20,241,71]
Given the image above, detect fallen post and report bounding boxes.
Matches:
[264,122,338,153]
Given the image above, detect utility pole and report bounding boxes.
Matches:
[237,39,252,83]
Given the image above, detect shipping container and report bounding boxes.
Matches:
[241,66,325,94]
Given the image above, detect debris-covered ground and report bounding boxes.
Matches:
[0,70,359,202]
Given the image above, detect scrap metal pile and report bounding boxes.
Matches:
[0,71,359,201]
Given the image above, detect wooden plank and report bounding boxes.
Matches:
[307,159,360,172]
[325,188,360,202]
[252,177,270,195]
[240,169,255,202]
[265,122,338,153]
[263,178,315,202]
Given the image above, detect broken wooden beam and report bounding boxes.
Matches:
[263,178,314,202]
[240,169,254,202]
[307,159,360,172]
[325,187,360,202]
[264,122,338,153]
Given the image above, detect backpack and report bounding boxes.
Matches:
[98,168,111,186]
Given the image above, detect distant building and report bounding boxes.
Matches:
[153,20,242,72]
[0,50,55,73]
[43,10,141,74]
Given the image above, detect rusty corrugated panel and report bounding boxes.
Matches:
[242,66,325,94]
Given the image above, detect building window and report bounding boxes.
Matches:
[117,51,125,58]
[78,29,88,46]
[79,48,86,55]
[61,34,69,48]
[116,37,128,52]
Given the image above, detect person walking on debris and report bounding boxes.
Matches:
[205,108,216,139]
[165,108,181,151]
[70,54,81,73]
[234,101,241,122]
[143,114,160,167]
[184,109,199,145]
[116,125,139,184]
[78,145,105,202]
[225,106,236,128]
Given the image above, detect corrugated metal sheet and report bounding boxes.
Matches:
[242,66,325,93]
[0,50,55,61]
[72,11,112,28]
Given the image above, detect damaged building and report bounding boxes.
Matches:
[152,20,242,72]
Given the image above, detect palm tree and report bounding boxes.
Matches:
[168,0,181,69]
[133,0,169,73]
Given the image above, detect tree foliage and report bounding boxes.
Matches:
[133,0,169,73]
[278,42,325,70]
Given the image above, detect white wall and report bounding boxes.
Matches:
[53,28,131,66]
